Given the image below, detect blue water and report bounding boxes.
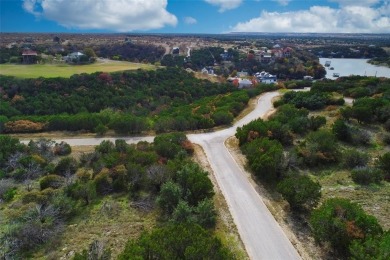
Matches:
[319,58,390,79]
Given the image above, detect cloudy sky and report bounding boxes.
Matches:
[1,0,389,33]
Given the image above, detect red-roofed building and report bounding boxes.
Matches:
[22,49,38,64]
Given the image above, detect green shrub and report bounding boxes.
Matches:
[298,129,340,166]
[2,187,17,202]
[332,119,351,142]
[351,167,383,185]
[310,198,383,256]
[349,231,390,260]
[342,149,369,169]
[54,157,78,176]
[277,175,321,211]
[377,152,390,181]
[118,223,234,260]
[242,137,284,181]
[40,174,65,190]
[53,141,72,156]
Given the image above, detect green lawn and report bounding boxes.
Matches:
[0,60,156,78]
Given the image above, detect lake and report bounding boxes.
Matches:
[319,58,390,79]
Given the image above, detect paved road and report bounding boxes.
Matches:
[22,91,301,260]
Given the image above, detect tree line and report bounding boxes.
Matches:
[1,68,277,134]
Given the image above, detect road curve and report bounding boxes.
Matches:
[188,91,301,260]
[21,91,301,260]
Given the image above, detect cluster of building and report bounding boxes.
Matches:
[228,71,277,88]
[253,45,292,63]
[21,48,86,64]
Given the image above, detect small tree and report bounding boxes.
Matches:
[157,181,182,215]
[242,137,284,181]
[332,119,351,142]
[310,198,383,256]
[277,175,321,211]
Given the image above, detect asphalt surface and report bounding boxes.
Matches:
[22,91,301,260]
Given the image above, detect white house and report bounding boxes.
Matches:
[64,52,85,62]
[255,71,277,84]
[201,67,214,75]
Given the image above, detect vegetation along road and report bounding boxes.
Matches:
[22,91,301,260]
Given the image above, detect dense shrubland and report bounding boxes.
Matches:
[236,76,390,258]
[0,67,276,134]
[96,43,165,63]
[0,134,234,259]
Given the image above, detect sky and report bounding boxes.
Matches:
[1,0,389,34]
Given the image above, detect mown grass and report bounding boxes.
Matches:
[0,60,156,78]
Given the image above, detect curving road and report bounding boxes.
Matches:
[22,91,300,260]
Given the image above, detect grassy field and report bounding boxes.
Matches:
[0,60,156,78]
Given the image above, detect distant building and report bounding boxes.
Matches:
[260,53,272,63]
[172,47,180,55]
[22,49,38,64]
[64,52,85,63]
[220,50,230,61]
[201,67,214,75]
[255,71,277,84]
[229,77,253,89]
[238,78,253,89]
[283,47,292,57]
[237,71,248,77]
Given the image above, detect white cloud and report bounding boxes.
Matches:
[184,16,197,25]
[273,0,291,6]
[22,0,177,32]
[231,3,390,33]
[328,0,382,7]
[204,0,243,12]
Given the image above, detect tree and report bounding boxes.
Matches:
[54,157,78,176]
[154,132,188,159]
[242,137,284,181]
[310,198,383,256]
[66,180,97,205]
[299,129,340,166]
[157,181,182,215]
[171,200,195,224]
[175,162,214,206]
[277,175,321,211]
[332,119,351,142]
[118,224,234,260]
[0,135,24,167]
[194,198,217,228]
[349,231,390,260]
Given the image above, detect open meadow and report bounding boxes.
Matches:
[0,59,156,78]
